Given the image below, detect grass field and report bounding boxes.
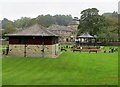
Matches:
[0,45,2,86]
[2,50,118,85]
[0,58,1,86]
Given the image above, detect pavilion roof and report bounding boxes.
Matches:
[78,32,95,38]
[5,24,58,37]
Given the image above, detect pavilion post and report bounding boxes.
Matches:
[42,33,44,58]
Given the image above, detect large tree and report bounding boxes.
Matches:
[36,14,56,27]
[78,8,106,36]
[2,18,16,39]
[54,15,72,26]
[14,17,31,28]
[2,18,16,34]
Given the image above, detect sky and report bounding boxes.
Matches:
[0,0,119,21]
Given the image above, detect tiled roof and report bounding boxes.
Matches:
[69,21,79,25]
[5,24,58,36]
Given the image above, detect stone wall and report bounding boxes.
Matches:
[8,44,60,58]
[8,45,25,57]
[26,45,43,57]
[51,44,59,58]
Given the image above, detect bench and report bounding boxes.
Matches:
[89,49,98,53]
[73,49,81,52]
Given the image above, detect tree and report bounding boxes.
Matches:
[54,15,72,26]
[2,18,16,39]
[112,11,118,18]
[2,18,16,34]
[14,17,31,28]
[36,14,56,27]
[78,8,106,36]
[13,14,73,28]
[102,11,118,18]
[102,13,112,18]
[103,17,118,41]
[27,18,37,26]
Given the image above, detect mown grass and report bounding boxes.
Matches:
[2,50,118,85]
[0,45,2,86]
[0,58,1,86]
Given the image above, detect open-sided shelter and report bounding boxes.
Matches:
[77,32,97,46]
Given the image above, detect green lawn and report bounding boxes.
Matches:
[0,58,2,86]
[2,51,118,85]
[0,45,2,86]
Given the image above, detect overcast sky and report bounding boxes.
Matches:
[0,0,119,21]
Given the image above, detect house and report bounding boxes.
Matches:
[47,17,79,43]
[68,17,79,32]
[67,17,79,42]
[5,24,60,58]
[47,24,76,42]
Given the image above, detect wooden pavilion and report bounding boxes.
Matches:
[5,24,60,58]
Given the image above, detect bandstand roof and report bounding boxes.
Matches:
[78,32,95,38]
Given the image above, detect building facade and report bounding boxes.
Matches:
[68,17,79,41]
[47,17,79,43]
[47,24,75,42]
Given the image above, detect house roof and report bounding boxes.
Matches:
[47,24,74,32]
[69,21,79,25]
[5,24,58,37]
[78,32,95,38]
[69,18,79,25]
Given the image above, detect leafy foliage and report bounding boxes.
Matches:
[102,11,118,18]
[13,14,72,28]
[36,14,56,27]
[78,8,106,36]
[14,17,31,28]
[1,15,73,37]
[78,8,118,42]
[2,18,16,38]
[54,15,72,26]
